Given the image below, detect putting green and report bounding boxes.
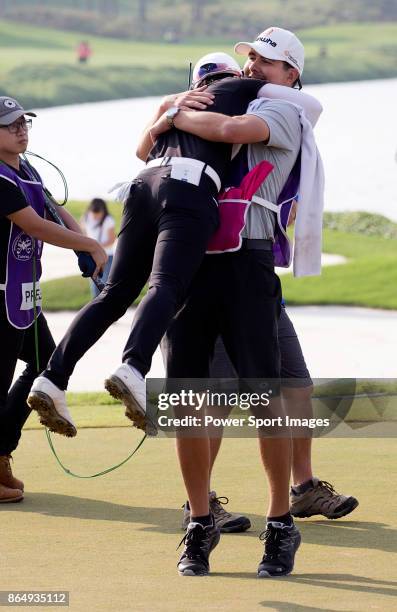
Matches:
[1,428,396,611]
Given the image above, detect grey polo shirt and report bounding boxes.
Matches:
[241,98,302,240]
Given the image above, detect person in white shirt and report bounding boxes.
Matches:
[81,198,116,297]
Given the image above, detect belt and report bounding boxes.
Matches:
[241,238,273,251]
[146,156,222,192]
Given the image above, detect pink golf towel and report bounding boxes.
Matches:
[207,160,274,253]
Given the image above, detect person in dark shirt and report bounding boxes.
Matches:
[149,75,263,180]
[28,62,265,438]
[0,96,106,502]
[138,44,303,578]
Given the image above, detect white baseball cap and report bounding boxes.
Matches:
[192,52,242,88]
[235,27,305,75]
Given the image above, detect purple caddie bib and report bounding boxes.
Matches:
[273,153,301,268]
[0,160,44,329]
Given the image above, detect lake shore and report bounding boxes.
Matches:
[28,78,397,222]
[2,20,397,108]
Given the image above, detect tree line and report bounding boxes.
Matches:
[1,0,396,40]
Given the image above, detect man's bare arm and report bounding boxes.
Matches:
[136,86,215,161]
[136,106,168,162]
[150,110,270,145]
[7,207,107,277]
[56,205,84,234]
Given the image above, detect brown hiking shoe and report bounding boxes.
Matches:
[0,483,23,503]
[0,455,24,491]
[290,477,359,519]
[182,491,251,533]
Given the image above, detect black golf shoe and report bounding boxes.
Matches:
[177,516,220,576]
[257,522,301,578]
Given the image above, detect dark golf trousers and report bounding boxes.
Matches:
[44,167,219,389]
[0,299,55,455]
[163,248,282,380]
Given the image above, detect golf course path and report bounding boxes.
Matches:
[13,305,397,390]
[40,245,347,282]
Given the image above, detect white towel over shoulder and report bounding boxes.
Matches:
[257,84,325,277]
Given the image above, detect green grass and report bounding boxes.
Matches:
[41,200,145,311]
[23,383,397,432]
[300,22,397,84]
[3,431,397,610]
[323,211,397,240]
[41,275,91,311]
[41,201,121,311]
[25,393,129,430]
[1,20,397,107]
[0,20,215,70]
[0,20,212,106]
[40,197,145,309]
[41,274,147,311]
[41,206,397,310]
[66,200,122,229]
[282,230,397,309]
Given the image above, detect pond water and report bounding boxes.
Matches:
[28,78,397,220]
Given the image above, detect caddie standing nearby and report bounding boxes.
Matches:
[0,96,107,502]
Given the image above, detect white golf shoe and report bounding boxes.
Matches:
[27,376,77,437]
[104,364,156,435]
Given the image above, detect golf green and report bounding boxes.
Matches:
[2,429,396,611]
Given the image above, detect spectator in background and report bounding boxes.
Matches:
[77,41,92,64]
[81,198,116,297]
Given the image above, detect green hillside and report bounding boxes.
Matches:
[1,20,397,108]
[2,0,397,40]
